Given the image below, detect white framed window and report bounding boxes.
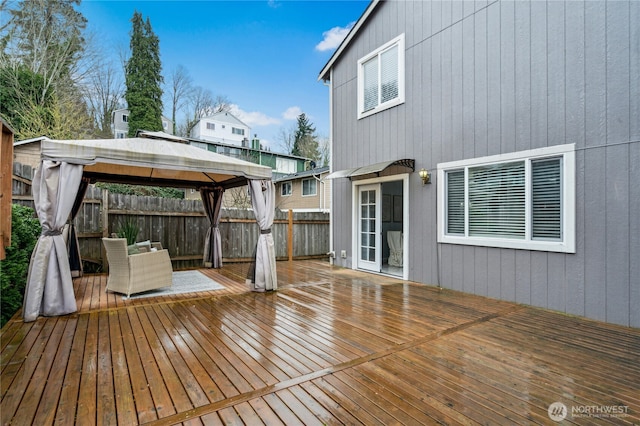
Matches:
[276,158,297,174]
[302,178,317,196]
[232,127,245,135]
[281,182,292,196]
[116,132,126,139]
[437,144,575,253]
[206,122,215,130]
[357,34,405,119]
[122,114,128,123]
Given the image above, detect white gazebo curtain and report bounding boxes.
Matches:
[201,187,224,268]
[246,179,277,292]
[23,161,83,322]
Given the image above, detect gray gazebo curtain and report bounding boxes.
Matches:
[68,177,90,277]
[201,187,224,268]
[246,179,277,292]
[23,161,83,322]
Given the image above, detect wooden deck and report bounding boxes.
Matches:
[1,260,639,425]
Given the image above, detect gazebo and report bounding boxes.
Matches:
[22,134,278,322]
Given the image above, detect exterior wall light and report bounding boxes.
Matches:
[419,168,431,185]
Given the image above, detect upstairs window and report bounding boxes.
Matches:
[357,34,405,119]
[206,122,215,130]
[122,114,128,123]
[276,158,297,174]
[232,127,245,135]
[437,144,575,253]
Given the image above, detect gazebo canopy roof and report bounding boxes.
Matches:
[40,137,272,189]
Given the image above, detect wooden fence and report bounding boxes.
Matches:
[12,162,329,270]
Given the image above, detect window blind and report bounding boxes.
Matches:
[303,179,317,196]
[446,170,465,235]
[532,158,561,239]
[468,161,525,238]
[363,57,378,112]
[380,45,398,104]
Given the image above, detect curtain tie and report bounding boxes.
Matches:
[42,229,62,237]
[260,228,272,235]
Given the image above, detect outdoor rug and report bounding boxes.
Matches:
[128,270,225,299]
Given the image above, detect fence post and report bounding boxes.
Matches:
[288,209,293,262]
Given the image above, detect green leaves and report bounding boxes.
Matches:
[0,0,92,139]
[292,113,320,162]
[0,204,41,327]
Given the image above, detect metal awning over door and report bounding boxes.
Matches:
[325,159,415,181]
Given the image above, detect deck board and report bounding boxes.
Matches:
[1,260,639,425]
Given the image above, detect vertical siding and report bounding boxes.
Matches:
[630,0,640,328]
[564,0,587,318]
[328,0,639,327]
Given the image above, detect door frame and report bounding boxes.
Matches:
[351,173,410,280]
[356,184,382,272]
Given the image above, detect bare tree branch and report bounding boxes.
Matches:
[166,64,193,135]
[82,58,124,137]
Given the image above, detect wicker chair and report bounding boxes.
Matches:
[102,238,173,298]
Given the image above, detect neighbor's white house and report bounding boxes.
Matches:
[190,111,250,146]
[112,108,173,138]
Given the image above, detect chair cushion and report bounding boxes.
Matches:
[127,244,140,255]
[135,240,152,252]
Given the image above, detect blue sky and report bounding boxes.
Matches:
[79,0,369,152]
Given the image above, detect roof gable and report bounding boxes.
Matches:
[318,0,380,82]
[201,111,250,129]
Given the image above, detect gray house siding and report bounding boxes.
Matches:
[328,0,639,327]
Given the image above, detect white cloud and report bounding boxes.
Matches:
[229,104,281,127]
[315,22,355,52]
[282,106,302,120]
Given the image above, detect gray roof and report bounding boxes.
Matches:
[274,166,330,183]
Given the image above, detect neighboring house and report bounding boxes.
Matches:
[274,166,330,212]
[190,111,250,146]
[12,136,47,169]
[112,108,173,138]
[185,136,310,201]
[319,0,639,328]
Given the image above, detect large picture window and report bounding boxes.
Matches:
[357,34,405,119]
[437,144,575,253]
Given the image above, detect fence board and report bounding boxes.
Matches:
[12,163,329,270]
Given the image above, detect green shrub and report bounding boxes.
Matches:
[116,218,139,245]
[0,204,41,327]
[95,183,184,199]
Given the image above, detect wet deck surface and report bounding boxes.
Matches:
[2,260,639,425]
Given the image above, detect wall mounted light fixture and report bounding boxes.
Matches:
[419,168,431,185]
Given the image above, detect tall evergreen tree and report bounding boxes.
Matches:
[292,113,320,162]
[125,11,163,137]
